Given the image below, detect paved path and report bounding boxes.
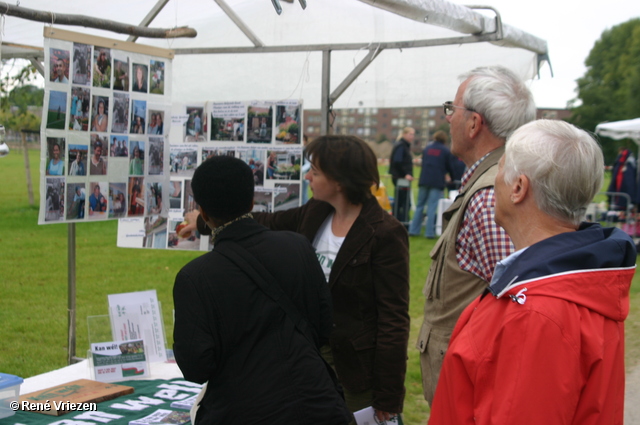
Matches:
[627,364,640,424]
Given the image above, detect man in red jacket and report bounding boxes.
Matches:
[428,120,636,425]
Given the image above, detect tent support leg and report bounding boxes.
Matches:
[67,223,80,364]
[320,50,331,135]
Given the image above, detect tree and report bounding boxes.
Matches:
[568,18,640,164]
[0,60,43,133]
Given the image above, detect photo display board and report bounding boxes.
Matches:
[117,99,304,251]
[39,28,172,224]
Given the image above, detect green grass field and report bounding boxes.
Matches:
[1,149,638,424]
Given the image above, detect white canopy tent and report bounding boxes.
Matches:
[596,118,640,144]
[0,0,550,362]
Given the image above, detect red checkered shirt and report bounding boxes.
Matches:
[456,154,514,282]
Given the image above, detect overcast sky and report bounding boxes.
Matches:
[449,0,640,109]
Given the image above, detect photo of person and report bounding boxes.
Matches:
[169,180,182,209]
[148,137,164,175]
[66,184,86,220]
[88,182,108,217]
[111,92,130,134]
[68,144,88,176]
[113,58,129,91]
[147,182,162,215]
[238,149,265,186]
[128,177,144,216]
[109,135,129,157]
[130,99,146,134]
[275,104,301,144]
[132,63,148,93]
[129,140,145,175]
[167,218,200,250]
[46,91,67,129]
[72,42,91,86]
[46,138,65,176]
[274,183,301,211]
[108,183,127,218]
[89,135,108,175]
[142,216,168,249]
[93,47,111,88]
[252,189,273,213]
[45,178,65,222]
[247,105,273,143]
[69,87,90,131]
[148,110,164,135]
[150,60,164,95]
[265,150,301,180]
[91,95,109,132]
[211,116,244,141]
[50,49,70,83]
[185,107,205,142]
[170,148,196,177]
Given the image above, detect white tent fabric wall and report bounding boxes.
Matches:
[596,118,640,143]
[1,0,549,109]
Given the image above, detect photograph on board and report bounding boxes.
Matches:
[91,95,109,132]
[253,189,273,213]
[46,137,66,176]
[45,178,65,222]
[169,180,182,209]
[274,183,301,211]
[112,92,130,134]
[132,63,148,93]
[129,140,145,176]
[110,135,129,157]
[93,47,111,88]
[128,176,145,217]
[89,134,108,175]
[72,43,91,86]
[185,107,205,142]
[275,104,301,144]
[113,58,130,92]
[68,144,88,176]
[131,99,147,135]
[109,182,127,219]
[146,182,162,215]
[148,137,164,175]
[266,150,301,181]
[69,86,90,131]
[143,216,168,249]
[88,181,108,218]
[46,90,67,129]
[150,60,165,95]
[238,149,265,187]
[247,105,273,143]
[148,110,164,135]
[66,183,86,220]
[50,48,70,83]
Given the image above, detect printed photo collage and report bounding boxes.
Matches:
[116,100,304,251]
[40,37,171,225]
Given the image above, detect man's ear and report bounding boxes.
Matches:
[468,112,483,139]
[511,174,529,204]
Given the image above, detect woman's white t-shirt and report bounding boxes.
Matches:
[312,212,345,282]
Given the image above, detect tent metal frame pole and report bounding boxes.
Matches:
[330,47,384,105]
[320,50,331,135]
[126,0,170,43]
[214,0,264,47]
[67,223,80,364]
[174,31,503,55]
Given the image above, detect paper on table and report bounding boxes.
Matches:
[353,406,403,425]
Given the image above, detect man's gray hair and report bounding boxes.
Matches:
[461,66,536,141]
[503,120,604,226]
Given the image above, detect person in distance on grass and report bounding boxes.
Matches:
[428,119,636,425]
[172,155,351,425]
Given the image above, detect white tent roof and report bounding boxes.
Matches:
[0,0,549,109]
[595,118,640,142]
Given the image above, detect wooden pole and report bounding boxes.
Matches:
[21,130,34,206]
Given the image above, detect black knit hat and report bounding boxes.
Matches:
[191,155,254,222]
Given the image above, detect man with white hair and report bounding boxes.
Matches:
[417,66,536,404]
[428,119,636,424]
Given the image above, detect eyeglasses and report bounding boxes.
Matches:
[443,101,476,116]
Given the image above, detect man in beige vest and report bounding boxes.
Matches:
[416,66,536,404]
